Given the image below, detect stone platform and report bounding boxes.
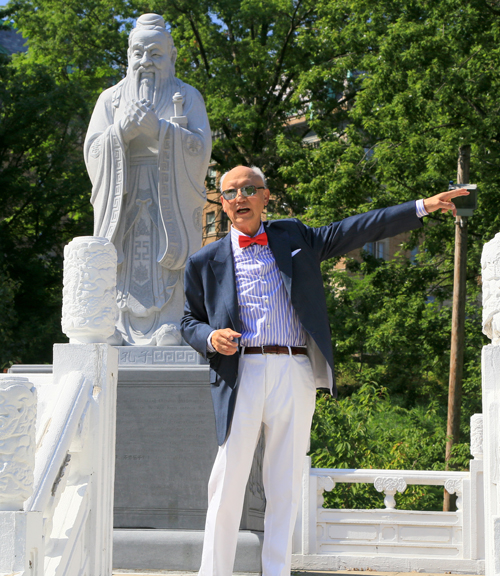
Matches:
[113,346,265,532]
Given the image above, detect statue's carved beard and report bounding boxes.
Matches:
[122,66,177,118]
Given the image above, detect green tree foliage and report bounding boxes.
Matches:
[310,385,471,510]
[1,0,498,509]
[0,27,93,363]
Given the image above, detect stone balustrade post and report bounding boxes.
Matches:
[0,375,43,575]
[62,236,119,344]
[481,232,500,575]
[468,413,485,561]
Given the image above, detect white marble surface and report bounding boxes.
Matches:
[0,376,36,511]
[482,344,500,575]
[482,231,500,345]
[84,13,211,346]
[62,236,119,343]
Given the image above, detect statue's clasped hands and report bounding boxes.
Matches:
[120,98,160,143]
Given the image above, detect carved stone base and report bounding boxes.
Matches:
[113,349,265,532]
[116,345,208,368]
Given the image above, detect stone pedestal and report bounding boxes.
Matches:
[113,345,265,534]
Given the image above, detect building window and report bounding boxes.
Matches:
[206,165,217,191]
[220,212,229,232]
[410,246,418,264]
[364,240,387,260]
[206,211,216,234]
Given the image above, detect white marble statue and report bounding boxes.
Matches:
[84,13,211,346]
[482,231,500,345]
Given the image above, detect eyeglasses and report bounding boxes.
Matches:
[221,186,265,201]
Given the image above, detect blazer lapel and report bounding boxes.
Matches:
[209,234,241,333]
[265,224,292,297]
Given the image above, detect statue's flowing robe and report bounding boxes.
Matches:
[84,77,211,345]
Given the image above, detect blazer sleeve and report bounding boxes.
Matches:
[298,200,423,262]
[181,256,215,359]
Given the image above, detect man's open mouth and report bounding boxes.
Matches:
[236,208,250,214]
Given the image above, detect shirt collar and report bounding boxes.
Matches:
[230,222,265,252]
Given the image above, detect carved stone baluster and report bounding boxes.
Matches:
[316,476,335,508]
[470,414,483,460]
[444,478,463,511]
[0,376,37,511]
[62,236,118,344]
[374,477,407,509]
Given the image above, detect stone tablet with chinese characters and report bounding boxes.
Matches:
[84,13,211,346]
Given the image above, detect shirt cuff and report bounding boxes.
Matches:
[416,199,429,218]
[207,331,216,353]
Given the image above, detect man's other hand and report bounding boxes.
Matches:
[211,328,242,355]
[423,188,470,217]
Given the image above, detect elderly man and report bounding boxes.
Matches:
[85,13,211,346]
[181,165,468,576]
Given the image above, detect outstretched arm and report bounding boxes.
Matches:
[298,187,471,263]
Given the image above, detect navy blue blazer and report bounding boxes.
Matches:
[181,201,423,445]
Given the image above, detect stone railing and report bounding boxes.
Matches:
[292,413,485,574]
[0,236,119,576]
[0,345,118,576]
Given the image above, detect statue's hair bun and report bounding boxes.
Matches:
[136,13,166,30]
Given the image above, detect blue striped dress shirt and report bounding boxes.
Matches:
[207,201,428,351]
[230,223,306,347]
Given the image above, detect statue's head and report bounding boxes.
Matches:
[127,14,177,83]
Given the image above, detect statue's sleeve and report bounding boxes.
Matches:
[156,85,212,270]
[83,90,127,250]
[182,87,212,188]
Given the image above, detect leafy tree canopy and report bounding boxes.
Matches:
[1,0,498,494]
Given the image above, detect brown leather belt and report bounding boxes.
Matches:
[243,345,307,356]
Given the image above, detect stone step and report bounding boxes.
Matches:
[113,530,263,573]
[112,571,481,576]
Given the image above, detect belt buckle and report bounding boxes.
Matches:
[261,345,267,355]
[263,345,280,355]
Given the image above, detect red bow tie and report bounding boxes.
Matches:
[239,232,268,249]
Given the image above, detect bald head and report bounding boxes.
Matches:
[220,165,270,237]
[220,166,266,192]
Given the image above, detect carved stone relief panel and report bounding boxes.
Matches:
[482,232,500,345]
[470,413,483,460]
[62,236,118,343]
[0,376,37,511]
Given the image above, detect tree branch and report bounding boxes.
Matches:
[170,0,211,74]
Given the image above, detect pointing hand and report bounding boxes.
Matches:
[423,188,470,217]
[211,328,242,356]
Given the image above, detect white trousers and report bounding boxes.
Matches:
[199,352,317,576]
